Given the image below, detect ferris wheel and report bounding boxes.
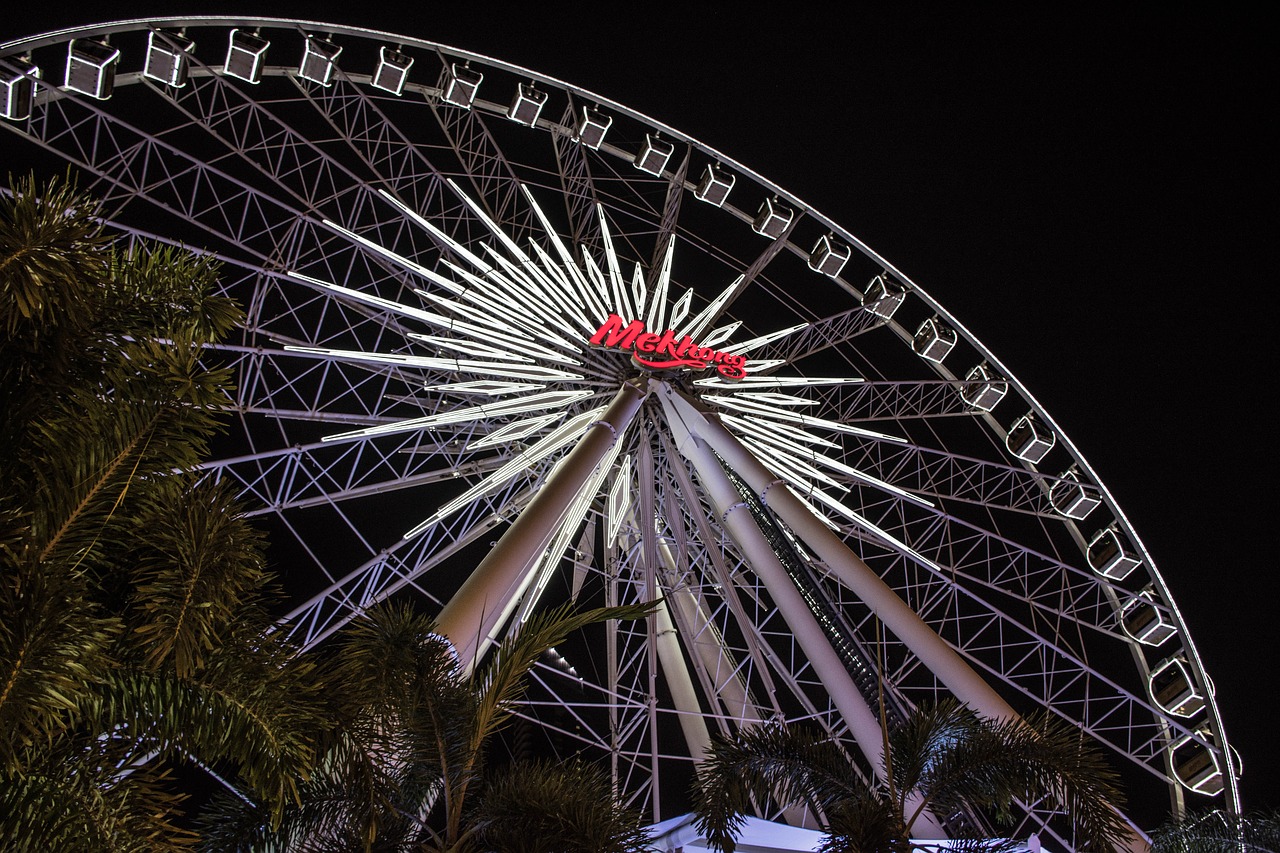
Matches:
[0,18,1239,845]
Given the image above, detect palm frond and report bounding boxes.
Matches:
[693,722,869,853]
[1150,809,1280,853]
[0,734,197,852]
[0,561,116,772]
[473,759,650,853]
[126,477,270,678]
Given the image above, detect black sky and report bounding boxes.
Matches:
[4,4,1273,818]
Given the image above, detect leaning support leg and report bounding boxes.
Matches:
[437,380,648,671]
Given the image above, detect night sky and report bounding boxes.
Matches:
[4,4,1273,822]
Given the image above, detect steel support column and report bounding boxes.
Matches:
[436,380,647,669]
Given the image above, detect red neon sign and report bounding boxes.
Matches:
[589,314,747,380]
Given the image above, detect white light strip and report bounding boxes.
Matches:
[722,322,809,356]
[283,345,583,383]
[444,241,573,343]
[324,388,596,442]
[842,509,944,574]
[525,240,596,334]
[321,219,457,292]
[681,276,741,342]
[630,262,648,323]
[721,413,840,450]
[409,334,533,362]
[405,406,606,536]
[423,381,543,395]
[467,412,562,450]
[725,415,932,508]
[708,395,905,443]
[580,253,616,323]
[446,176,528,261]
[403,293,580,365]
[434,261,580,354]
[669,289,692,329]
[519,186,612,327]
[694,375,864,389]
[723,413,839,453]
[731,391,818,407]
[738,447,844,531]
[286,271,443,325]
[480,245,586,341]
[647,237,675,333]
[744,359,787,372]
[378,189,495,275]
[699,320,742,348]
[597,205,634,322]
[608,454,633,545]
[743,436,849,494]
[518,436,627,622]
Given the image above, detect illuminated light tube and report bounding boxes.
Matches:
[478,245,587,341]
[321,219,456,290]
[467,413,562,450]
[406,407,605,536]
[323,388,596,442]
[410,334,534,362]
[732,414,931,507]
[287,274,563,366]
[596,208,633,322]
[699,321,742,348]
[721,413,841,450]
[377,189,495,275]
[630,263,648,323]
[519,185,605,311]
[282,345,584,382]
[423,381,543,396]
[680,276,741,342]
[441,255,584,351]
[722,322,809,356]
[669,290,693,329]
[708,394,905,443]
[743,437,849,495]
[694,375,864,389]
[406,297,581,366]
[731,391,818,407]
[607,455,633,544]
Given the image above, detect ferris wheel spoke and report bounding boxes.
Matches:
[202,434,504,517]
[748,299,893,366]
[426,97,537,240]
[17,83,300,261]
[283,476,538,649]
[551,98,606,254]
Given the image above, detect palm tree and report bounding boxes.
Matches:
[1,174,326,848]
[470,758,651,853]
[1150,809,1280,852]
[692,699,1132,853]
[200,599,654,852]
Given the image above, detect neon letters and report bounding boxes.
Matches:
[589,314,747,380]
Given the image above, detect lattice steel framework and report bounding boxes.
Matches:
[1,18,1238,846]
